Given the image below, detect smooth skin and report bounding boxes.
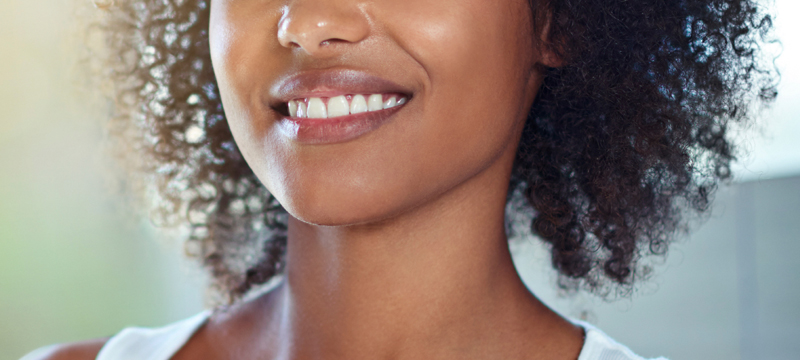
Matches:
[38,0,583,359]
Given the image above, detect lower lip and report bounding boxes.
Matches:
[276,104,405,144]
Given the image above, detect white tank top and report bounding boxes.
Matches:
[21,312,667,360]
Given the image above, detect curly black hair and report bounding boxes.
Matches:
[93,0,777,303]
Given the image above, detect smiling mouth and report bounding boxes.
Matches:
[277,93,409,145]
[270,69,412,144]
[287,93,408,119]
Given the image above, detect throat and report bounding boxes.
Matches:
[273,214,549,359]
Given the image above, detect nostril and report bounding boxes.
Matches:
[276,4,370,54]
[319,38,352,48]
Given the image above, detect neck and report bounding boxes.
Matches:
[284,188,521,345]
[263,153,553,360]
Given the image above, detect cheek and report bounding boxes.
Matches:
[379,0,534,180]
[392,0,532,136]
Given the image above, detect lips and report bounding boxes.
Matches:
[269,70,412,144]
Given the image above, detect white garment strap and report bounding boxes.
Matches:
[19,345,59,360]
[573,319,668,360]
[95,310,211,360]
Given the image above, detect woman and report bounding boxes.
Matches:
[23,0,775,359]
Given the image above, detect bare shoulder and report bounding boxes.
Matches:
[21,338,108,360]
[173,285,285,359]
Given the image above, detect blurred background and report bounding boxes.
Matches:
[1,0,798,359]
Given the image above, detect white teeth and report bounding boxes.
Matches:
[383,97,397,109]
[288,94,407,118]
[307,97,327,118]
[368,94,383,111]
[350,94,368,114]
[327,95,350,118]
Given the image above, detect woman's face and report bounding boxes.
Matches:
[210,0,547,226]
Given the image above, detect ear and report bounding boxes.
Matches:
[534,5,564,68]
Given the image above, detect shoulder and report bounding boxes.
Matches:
[574,320,668,360]
[19,339,107,360]
[174,283,286,359]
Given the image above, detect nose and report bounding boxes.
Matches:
[277,0,370,56]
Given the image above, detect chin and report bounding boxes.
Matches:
[278,189,403,228]
[285,205,397,228]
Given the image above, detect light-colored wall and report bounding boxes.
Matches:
[516,177,800,360]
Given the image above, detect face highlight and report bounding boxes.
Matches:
[209,0,548,226]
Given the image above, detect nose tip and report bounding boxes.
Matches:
[277,2,370,55]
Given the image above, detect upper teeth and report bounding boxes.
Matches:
[288,94,407,118]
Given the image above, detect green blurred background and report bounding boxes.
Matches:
[0,0,205,358]
[2,0,799,359]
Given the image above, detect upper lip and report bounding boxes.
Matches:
[268,69,413,107]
